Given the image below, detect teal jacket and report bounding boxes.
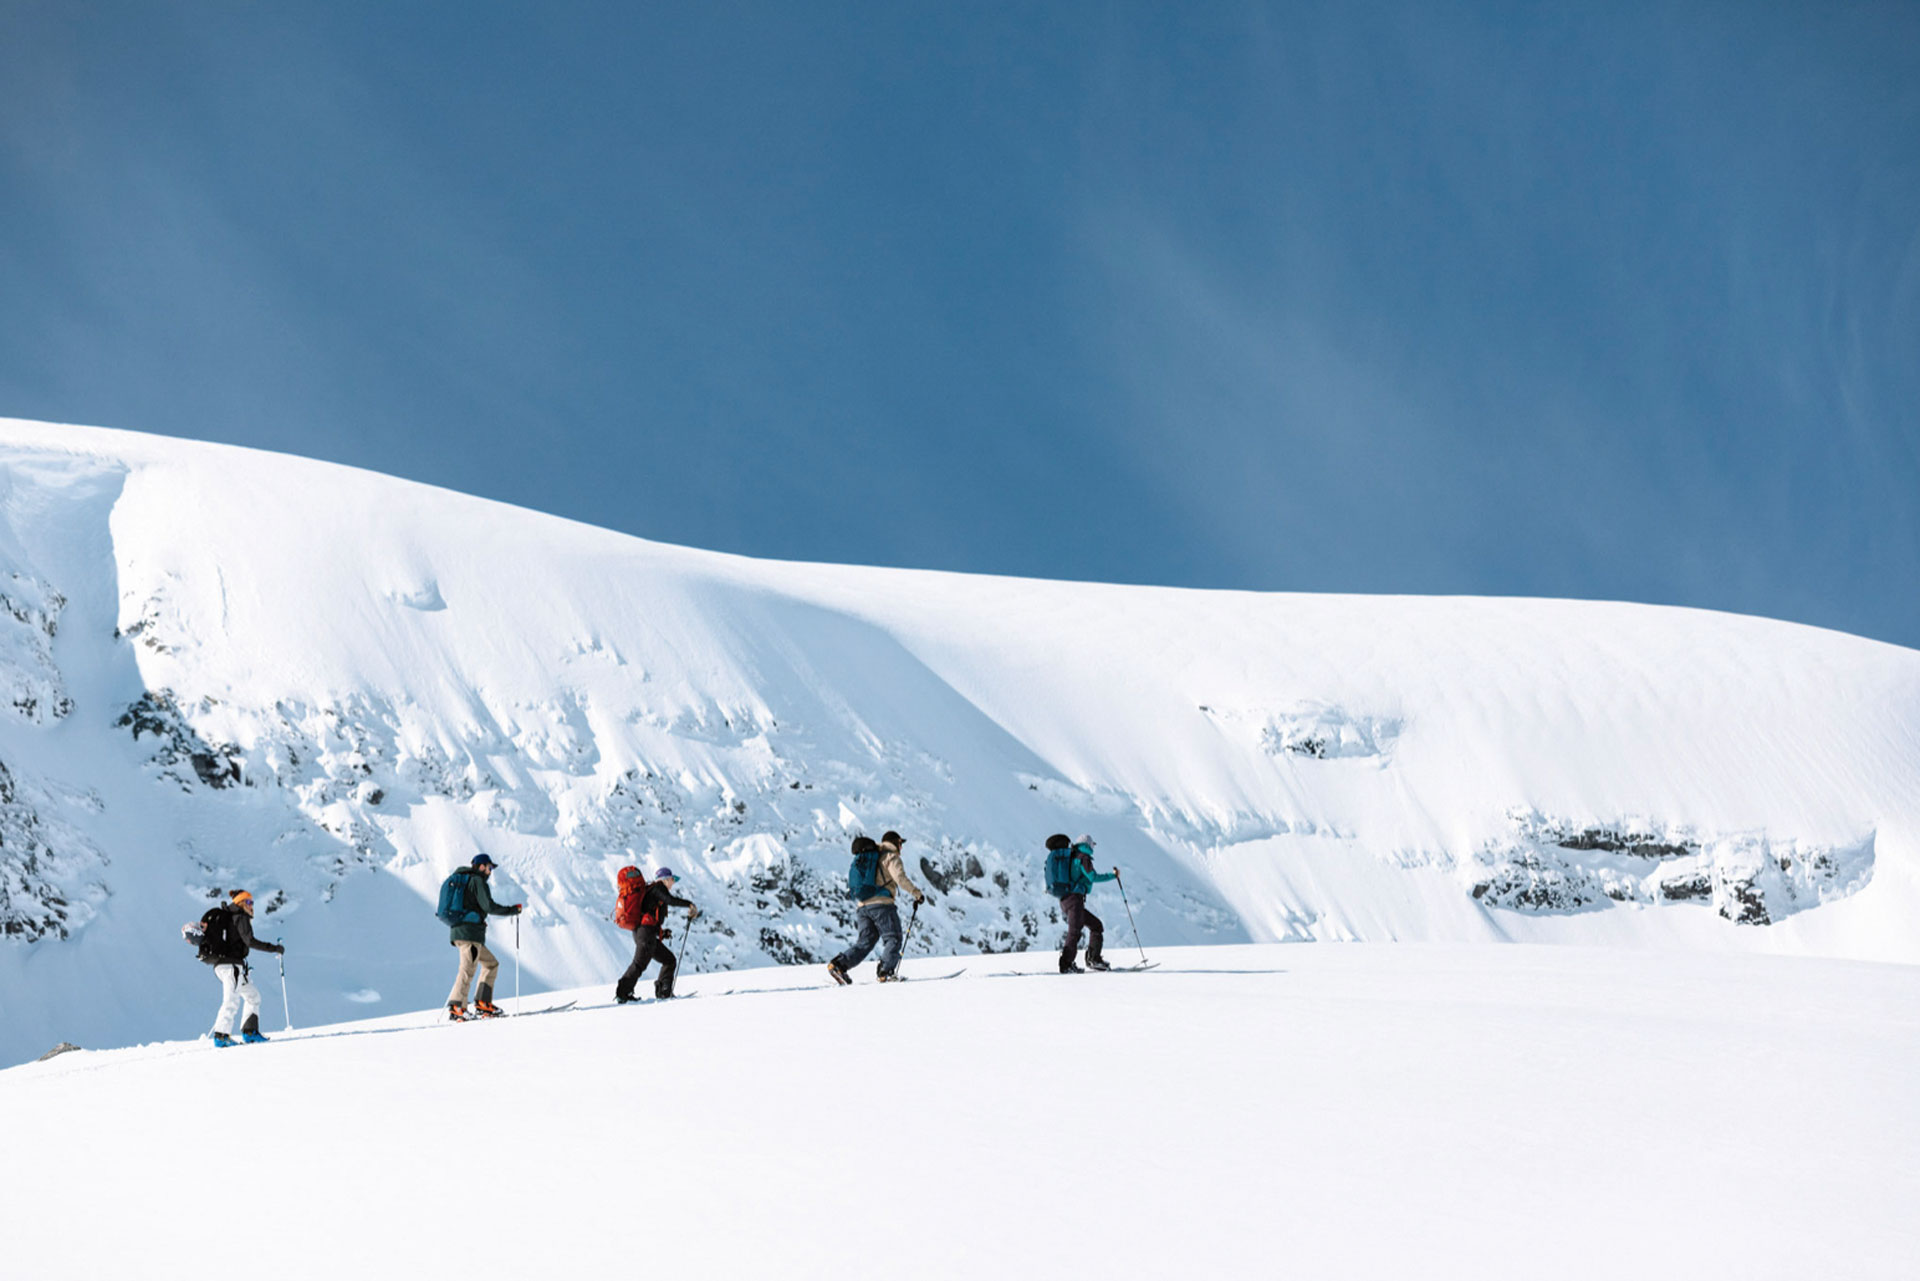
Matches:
[1067,848,1117,897]
[449,868,519,944]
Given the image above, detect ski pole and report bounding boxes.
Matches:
[514,911,521,1004]
[1114,870,1147,965]
[903,899,920,953]
[680,908,699,974]
[278,952,294,1031]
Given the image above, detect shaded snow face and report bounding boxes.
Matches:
[0,760,108,941]
[0,449,120,943]
[2,419,1919,1066]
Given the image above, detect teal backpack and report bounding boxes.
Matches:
[847,837,887,900]
[1043,834,1076,897]
[435,870,478,926]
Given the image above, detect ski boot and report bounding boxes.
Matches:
[448,1002,470,1022]
[614,989,639,1005]
[1085,956,1112,972]
[472,1000,504,1018]
[826,961,851,986]
[1059,957,1085,974]
[876,970,903,983]
[242,1030,270,1044]
[211,1032,238,1048]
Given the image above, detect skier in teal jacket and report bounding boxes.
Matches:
[1059,834,1117,973]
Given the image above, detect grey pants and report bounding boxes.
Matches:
[833,903,903,976]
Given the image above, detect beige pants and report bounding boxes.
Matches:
[448,941,499,1005]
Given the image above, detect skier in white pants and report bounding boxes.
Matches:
[197,889,285,1047]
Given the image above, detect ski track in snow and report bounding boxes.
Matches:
[6,945,1918,1281]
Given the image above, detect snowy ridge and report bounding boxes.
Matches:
[2,417,1919,1066]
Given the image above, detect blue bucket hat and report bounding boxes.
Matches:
[471,853,496,869]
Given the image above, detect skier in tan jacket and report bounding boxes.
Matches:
[827,830,927,984]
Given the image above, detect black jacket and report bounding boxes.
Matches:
[202,904,281,965]
[234,908,283,957]
[636,881,693,930]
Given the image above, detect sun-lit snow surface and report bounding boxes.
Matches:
[2,418,1920,1067]
[6,945,1918,1281]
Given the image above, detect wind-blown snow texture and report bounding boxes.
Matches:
[2,418,1918,1065]
[8,946,1919,1281]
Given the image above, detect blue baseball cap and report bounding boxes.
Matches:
[654,866,675,880]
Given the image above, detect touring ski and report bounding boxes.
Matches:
[888,968,966,982]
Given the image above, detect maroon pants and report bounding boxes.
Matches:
[1060,893,1104,965]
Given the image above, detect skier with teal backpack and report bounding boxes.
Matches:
[1047,833,1117,973]
[438,853,523,1019]
[827,831,926,985]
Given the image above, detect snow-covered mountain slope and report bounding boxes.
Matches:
[8,945,1918,1281]
[2,417,1919,1066]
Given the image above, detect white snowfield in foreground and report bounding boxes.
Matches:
[3,417,1920,1067]
[6,944,1916,1281]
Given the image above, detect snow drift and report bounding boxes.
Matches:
[8,945,1919,1281]
[2,417,1918,1066]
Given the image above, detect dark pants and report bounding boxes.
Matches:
[1060,893,1103,965]
[615,925,677,999]
[833,902,903,976]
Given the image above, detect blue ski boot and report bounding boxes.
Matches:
[211,1032,237,1048]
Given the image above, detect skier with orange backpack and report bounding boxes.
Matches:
[613,866,699,1003]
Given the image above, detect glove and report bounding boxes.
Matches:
[660,927,673,939]
[688,905,701,920]
[513,904,526,914]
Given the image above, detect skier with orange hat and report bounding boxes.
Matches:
[188,888,285,1047]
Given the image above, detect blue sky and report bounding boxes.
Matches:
[3,2,1917,646]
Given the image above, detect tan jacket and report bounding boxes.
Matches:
[861,841,926,907]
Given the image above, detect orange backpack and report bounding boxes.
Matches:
[613,866,649,930]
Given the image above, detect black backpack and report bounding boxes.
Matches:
[194,906,241,964]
